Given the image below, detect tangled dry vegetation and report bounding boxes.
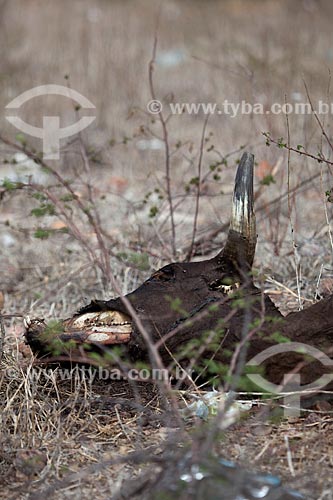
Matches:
[2,0,333,499]
[2,345,333,499]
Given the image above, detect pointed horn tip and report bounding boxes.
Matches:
[238,151,254,174]
[221,151,256,268]
[234,151,255,202]
[240,151,254,161]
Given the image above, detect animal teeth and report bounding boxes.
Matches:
[72,312,99,327]
[89,321,131,326]
[72,310,132,330]
[91,324,132,334]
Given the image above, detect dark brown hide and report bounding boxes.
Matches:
[71,152,269,360]
[25,152,333,389]
[75,263,280,364]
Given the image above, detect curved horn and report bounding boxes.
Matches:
[220,152,257,269]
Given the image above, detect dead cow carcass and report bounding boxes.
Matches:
[25,152,333,388]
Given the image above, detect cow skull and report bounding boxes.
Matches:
[25,152,281,368]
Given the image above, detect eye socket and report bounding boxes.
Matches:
[150,266,175,282]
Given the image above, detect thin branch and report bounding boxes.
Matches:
[265,133,333,166]
[186,116,209,261]
[285,95,302,310]
[303,79,333,174]
[320,166,333,261]
[66,76,113,282]
[0,313,5,361]
[148,36,177,258]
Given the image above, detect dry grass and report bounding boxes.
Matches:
[2,0,333,498]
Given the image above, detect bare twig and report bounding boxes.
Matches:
[106,269,184,427]
[148,36,177,258]
[285,95,302,310]
[66,76,113,283]
[320,166,333,260]
[0,313,5,361]
[186,116,209,261]
[303,79,333,175]
[284,435,295,477]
